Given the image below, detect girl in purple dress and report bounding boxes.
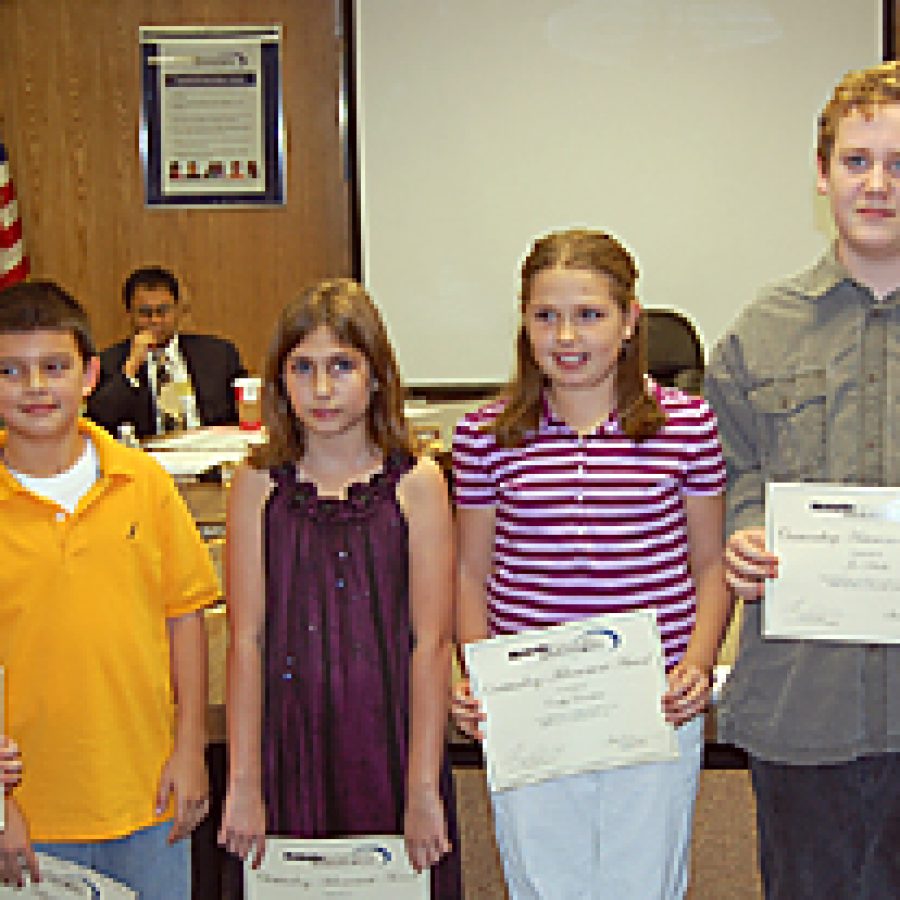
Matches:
[218,279,461,896]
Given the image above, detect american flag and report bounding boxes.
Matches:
[1,141,30,289]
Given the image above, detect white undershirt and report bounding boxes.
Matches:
[8,437,100,513]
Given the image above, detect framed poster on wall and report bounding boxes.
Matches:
[139,25,285,207]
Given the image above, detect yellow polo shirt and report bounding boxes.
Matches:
[0,419,219,841]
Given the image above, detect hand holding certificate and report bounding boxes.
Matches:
[244,836,428,898]
[0,853,136,898]
[764,483,900,643]
[465,610,678,792]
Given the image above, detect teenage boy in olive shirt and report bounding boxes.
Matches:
[705,61,899,899]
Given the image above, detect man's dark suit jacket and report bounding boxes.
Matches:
[87,333,247,439]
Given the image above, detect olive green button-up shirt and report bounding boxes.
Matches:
[706,247,899,764]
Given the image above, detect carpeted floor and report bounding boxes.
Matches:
[686,770,763,899]
[454,766,763,899]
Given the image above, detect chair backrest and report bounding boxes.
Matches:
[644,308,705,392]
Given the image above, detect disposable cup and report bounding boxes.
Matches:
[234,376,263,430]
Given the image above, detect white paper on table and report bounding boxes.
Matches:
[465,609,678,792]
[403,405,437,419]
[142,425,267,452]
[146,448,248,477]
[144,425,268,475]
[0,853,136,898]
[245,836,428,899]
[764,482,900,643]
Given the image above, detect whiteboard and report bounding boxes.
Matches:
[354,0,883,384]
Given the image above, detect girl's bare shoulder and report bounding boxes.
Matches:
[228,462,276,510]
[397,454,449,513]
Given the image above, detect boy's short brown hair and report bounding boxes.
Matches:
[0,280,95,363]
[817,60,900,172]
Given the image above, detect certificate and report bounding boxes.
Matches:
[0,853,136,898]
[465,610,678,792]
[245,836,427,899]
[764,482,900,643]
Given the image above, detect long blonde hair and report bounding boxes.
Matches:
[252,278,413,468]
[491,229,664,448]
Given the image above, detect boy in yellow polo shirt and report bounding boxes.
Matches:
[0,281,219,896]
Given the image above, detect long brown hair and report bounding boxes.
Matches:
[491,228,664,447]
[252,278,413,468]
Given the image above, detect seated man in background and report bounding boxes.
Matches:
[87,266,246,438]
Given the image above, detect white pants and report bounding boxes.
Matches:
[490,715,704,900]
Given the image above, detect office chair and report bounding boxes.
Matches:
[644,308,705,394]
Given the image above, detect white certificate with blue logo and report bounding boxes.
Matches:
[465,610,678,792]
[0,853,136,897]
[764,483,900,643]
[245,836,427,898]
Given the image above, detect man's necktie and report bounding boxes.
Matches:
[154,352,182,433]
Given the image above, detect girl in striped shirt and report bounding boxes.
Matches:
[452,229,730,899]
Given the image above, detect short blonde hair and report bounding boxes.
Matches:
[817,61,900,172]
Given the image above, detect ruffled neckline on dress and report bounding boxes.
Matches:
[277,452,412,523]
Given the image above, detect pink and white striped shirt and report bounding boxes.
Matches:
[452,385,726,669]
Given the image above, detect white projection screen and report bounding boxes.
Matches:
[353,1,884,385]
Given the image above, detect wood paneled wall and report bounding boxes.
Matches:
[0,0,352,373]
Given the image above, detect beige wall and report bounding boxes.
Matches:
[0,1,895,374]
[0,0,352,373]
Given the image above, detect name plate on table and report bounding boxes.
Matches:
[465,610,678,793]
[245,837,427,899]
[0,853,136,898]
[764,482,900,643]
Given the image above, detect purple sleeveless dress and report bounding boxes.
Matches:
[262,453,462,898]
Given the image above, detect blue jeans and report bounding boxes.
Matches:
[34,821,190,900]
